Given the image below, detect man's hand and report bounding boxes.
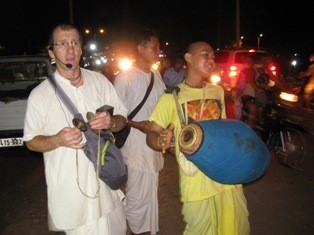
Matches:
[158,123,175,154]
[57,127,84,149]
[89,111,112,130]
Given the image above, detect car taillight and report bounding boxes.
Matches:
[227,66,238,88]
[228,66,238,78]
[269,65,277,76]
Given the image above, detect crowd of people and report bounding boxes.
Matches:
[23,22,314,235]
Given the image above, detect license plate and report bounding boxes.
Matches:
[0,138,24,147]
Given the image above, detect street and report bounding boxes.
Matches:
[0,134,314,234]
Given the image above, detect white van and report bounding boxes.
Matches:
[0,55,54,148]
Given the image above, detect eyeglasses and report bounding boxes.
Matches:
[51,40,81,50]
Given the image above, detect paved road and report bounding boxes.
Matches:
[1,135,314,234]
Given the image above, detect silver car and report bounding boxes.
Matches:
[0,55,54,148]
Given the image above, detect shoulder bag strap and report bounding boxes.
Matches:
[47,74,79,115]
[128,72,154,119]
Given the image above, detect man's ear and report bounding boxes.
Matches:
[48,48,55,59]
[184,53,191,64]
[138,44,145,54]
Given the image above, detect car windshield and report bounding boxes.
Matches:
[215,51,269,64]
[235,52,268,64]
[0,61,48,100]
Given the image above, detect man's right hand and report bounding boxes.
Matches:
[159,123,175,154]
[25,127,84,153]
[57,127,85,149]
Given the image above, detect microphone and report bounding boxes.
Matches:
[55,55,73,69]
[48,46,73,69]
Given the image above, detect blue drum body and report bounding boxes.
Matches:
[178,119,270,184]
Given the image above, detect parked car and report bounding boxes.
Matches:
[0,55,54,149]
[214,48,277,90]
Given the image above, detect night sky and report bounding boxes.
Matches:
[1,0,313,56]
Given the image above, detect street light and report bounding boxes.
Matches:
[239,36,244,47]
[257,34,263,48]
[84,28,105,43]
[84,28,106,53]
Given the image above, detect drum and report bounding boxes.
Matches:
[178,119,270,184]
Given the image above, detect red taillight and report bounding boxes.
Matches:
[269,65,277,76]
[228,66,238,78]
[228,66,238,88]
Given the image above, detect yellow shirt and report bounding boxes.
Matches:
[149,83,239,203]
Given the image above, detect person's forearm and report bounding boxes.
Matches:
[127,120,151,133]
[146,130,162,152]
[25,135,60,153]
[126,119,136,128]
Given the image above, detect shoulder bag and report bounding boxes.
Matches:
[47,75,127,191]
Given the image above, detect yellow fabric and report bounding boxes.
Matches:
[182,187,250,235]
[149,83,250,234]
[149,83,237,202]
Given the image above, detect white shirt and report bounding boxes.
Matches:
[114,67,165,173]
[23,68,127,230]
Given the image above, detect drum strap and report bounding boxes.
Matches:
[172,90,186,128]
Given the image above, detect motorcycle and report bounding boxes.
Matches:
[238,73,314,170]
[210,71,313,170]
[266,89,314,170]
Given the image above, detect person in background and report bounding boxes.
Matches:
[234,55,273,124]
[146,41,250,235]
[113,29,166,235]
[299,53,314,109]
[23,24,128,234]
[162,56,186,87]
[233,55,258,120]
[235,55,257,97]
[159,57,172,76]
[256,54,277,81]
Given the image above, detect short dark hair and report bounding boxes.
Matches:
[48,24,82,49]
[186,41,210,54]
[132,28,158,47]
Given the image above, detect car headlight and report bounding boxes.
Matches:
[279,92,298,102]
[95,59,102,65]
[210,74,221,84]
[151,63,159,70]
[118,58,133,71]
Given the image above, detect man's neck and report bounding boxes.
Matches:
[57,65,80,78]
[184,77,205,88]
[135,60,151,73]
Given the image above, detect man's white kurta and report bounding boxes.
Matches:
[114,67,165,173]
[23,68,127,231]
